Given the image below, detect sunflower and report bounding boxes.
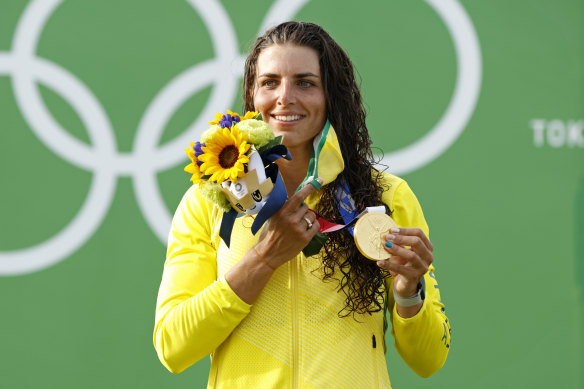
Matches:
[184,142,203,184]
[198,125,250,184]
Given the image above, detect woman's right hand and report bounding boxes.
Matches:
[225,178,322,304]
[254,178,322,268]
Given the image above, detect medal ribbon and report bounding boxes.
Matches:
[295,120,386,255]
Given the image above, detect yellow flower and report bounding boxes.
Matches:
[240,111,258,121]
[184,142,203,184]
[199,125,250,184]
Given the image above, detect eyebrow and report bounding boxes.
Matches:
[258,72,320,79]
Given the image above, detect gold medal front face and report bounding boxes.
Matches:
[354,212,397,261]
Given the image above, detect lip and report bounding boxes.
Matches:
[270,113,306,124]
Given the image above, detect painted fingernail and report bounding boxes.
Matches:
[390,227,400,233]
[386,234,395,242]
[385,241,393,248]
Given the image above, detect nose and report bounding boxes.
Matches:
[277,79,295,106]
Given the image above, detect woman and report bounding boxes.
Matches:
[154,22,450,388]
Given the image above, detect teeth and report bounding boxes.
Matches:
[274,115,301,121]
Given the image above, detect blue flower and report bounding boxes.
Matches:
[193,141,205,166]
[219,113,241,129]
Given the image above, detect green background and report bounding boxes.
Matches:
[1,0,583,388]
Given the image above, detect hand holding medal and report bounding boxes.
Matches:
[378,226,434,308]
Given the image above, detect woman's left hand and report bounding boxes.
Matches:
[377,227,434,299]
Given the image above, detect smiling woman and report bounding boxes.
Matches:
[253,44,327,164]
[154,21,450,388]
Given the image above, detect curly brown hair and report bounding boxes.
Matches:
[243,22,390,316]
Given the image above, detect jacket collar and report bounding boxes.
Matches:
[302,121,345,207]
[302,120,345,187]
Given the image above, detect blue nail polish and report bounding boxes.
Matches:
[385,241,393,248]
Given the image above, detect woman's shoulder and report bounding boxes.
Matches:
[373,170,424,211]
[374,170,405,186]
[372,170,411,201]
[373,169,429,233]
[173,184,224,228]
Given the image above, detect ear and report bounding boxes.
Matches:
[247,87,255,109]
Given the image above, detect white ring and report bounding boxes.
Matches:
[0,0,481,276]
[376,0,482,175]
[0,0,241,275]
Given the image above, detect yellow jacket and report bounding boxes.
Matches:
[154,126,450,388]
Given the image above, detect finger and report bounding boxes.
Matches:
[306,218,320,232]
[377,259,401,272]
[387,254,408,267]
[379,260,419,280]
[377,254,407,272]
[384,243,429,272]
[376,259,391,271]
[290,203,311,224]
[389,227,434,252]
[385,234,433,264]
[377,259,407,277]
[300,215,313,230]
[312,219,320,231]
[285,177,323,210]
[303,210,317,224]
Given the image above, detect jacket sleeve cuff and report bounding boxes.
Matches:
[392,296,429,325]
[218,274,253,311]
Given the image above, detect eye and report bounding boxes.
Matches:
[298,80,313,88]
[261,79,277,88]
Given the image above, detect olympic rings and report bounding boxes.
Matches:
[0,0,312,275]
[0,0,481,276]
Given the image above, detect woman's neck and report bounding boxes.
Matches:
[277,143,312,196]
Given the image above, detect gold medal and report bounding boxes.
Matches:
[354,212,397,261]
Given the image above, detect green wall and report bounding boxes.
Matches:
[1,0,582,387]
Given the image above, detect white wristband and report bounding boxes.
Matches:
[393,278,425,307]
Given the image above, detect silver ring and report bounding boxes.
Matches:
[303,217,313,229]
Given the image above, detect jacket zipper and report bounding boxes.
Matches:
[291,257,299,389]
[372,335,379,389]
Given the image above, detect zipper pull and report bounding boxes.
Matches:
[372,334,377,349]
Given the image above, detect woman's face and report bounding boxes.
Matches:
[253,43,327,155]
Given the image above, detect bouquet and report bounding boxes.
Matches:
[184,110,295,249]
[185,110,284,211]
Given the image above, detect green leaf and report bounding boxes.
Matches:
[254,112,263,121]
[257,135,283,154]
